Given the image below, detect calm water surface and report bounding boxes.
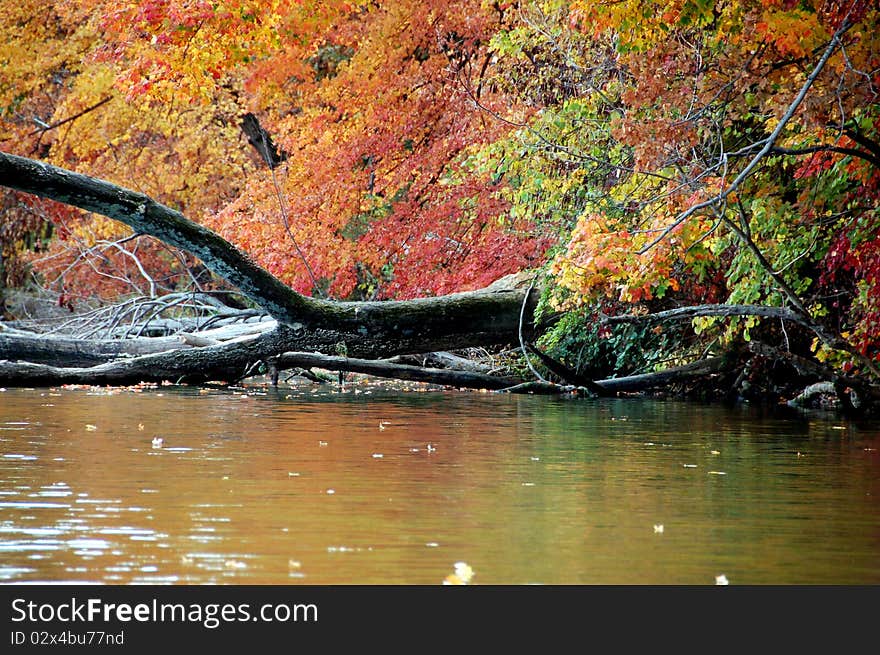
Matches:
[0,384,878,585]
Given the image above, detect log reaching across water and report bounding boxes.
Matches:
[0,151,539,361]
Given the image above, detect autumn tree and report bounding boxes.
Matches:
[2,0,549,308]
[469,0,879,397]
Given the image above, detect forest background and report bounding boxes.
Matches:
[1,0,877,406]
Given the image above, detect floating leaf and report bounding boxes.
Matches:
[443,561,475,585]
[454,562,474,583]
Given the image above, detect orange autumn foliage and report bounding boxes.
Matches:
[1,0,549,304]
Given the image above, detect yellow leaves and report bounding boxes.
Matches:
[67,216,132,248]
[550,204,723,311]
[756,8,826,59]
[87,0,303,105]
[550,213,639,307]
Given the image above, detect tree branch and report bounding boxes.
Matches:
[601,303,814,328]
[275,351,524,390]
[638,19,854,254]
[0,151,539,359]
[769,144,880,170]
[603,299,880,380]
[844,128,880,163]
[27,96,112,137]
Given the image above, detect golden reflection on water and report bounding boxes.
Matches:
[0,384,878,584]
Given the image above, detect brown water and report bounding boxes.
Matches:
[0,383,878,585]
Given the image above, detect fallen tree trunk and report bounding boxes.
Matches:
[0,329,193,367]
[0,151,547,386]
[0,331,276,385]
[1,151,853,400]
[0,152,539,360]
[0,334,526,388]
[0,320,276,367]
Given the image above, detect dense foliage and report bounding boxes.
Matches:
[1,0,877,384]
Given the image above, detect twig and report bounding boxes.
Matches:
[27,97,112,137]
[518,274,548,383]
[269,166,325,298]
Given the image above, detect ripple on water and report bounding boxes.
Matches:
[0,566,36,579]
[0,501,69,509]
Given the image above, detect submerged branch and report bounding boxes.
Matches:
[498,357,728,394]
[275,352,525,390]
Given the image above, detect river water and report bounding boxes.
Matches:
[0,383,878,585]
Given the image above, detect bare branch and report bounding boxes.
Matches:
[638,20,855,254]
[601,303,813,328]
[27,96,112,137]
[602,299,880,380]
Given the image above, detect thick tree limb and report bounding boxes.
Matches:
[0,330,288,385]
[593,357,727,392]
[0,322,728,392]
[0,151,538,358]
[0,330,191,367]
[0,320,276,367]
[0,331,526,388]
[275,352,525,390]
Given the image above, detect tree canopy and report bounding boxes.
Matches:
[1,0,878,399]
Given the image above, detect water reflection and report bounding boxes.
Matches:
[0,385,878,584]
